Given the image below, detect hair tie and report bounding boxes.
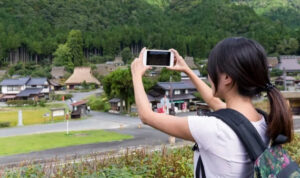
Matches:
[265,83,274,92]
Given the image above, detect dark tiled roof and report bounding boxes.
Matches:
[156,80,196,90]
[181,70,200,77]
[27,78,48,85]
[171,94,196,100]
[147,95,156,102]
[278,59,300,71]
[147,94,196,102]
[0,77,30,86]
[109,98,121,103]
[17,88,43,97]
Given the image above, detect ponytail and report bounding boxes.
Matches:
[267,87,293,142]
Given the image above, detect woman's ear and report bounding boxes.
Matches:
[222,74,233,86]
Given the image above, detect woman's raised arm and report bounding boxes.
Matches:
[168,49,226,111]
[131,48,194,141]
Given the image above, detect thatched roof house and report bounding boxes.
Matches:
[267,57,278,68]
[0,70,6,78]
[277,56,300,73]
[65,67,100,89]
[96,64,116,76]
[185,56,198,69]
[51,67,66,79]
[114,56,124,66]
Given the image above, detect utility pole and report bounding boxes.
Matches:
[169,76,175,115]
[169,76,176,144]
[283,67,287,91]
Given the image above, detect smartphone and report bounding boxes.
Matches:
[143,49,174,67]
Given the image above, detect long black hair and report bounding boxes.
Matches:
[207,37,293,142]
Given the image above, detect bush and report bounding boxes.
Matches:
[7,100,35,106]
[38,99,46,107]
[51,94,73,101]
[0,122,10,128]
[3,146,193,177]
[88,95,110,112]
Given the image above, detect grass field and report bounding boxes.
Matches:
[0,130,133,156]
[0,103,69,127]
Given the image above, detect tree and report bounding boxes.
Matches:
[102,68,134,113]
[276,38,299,55]
[53,44,74,72]
[270,68,283,77]
[67,30,85,66]
[158,68,181,82]
[121,47,133,64]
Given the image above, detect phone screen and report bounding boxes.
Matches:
[146,51,171,66]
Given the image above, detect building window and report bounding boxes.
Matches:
[185,89,188,94]
[165,91,169,96]
[174,90,180,95]
[31,85,37,88]
[7,86,21,91]
[44,85,48,89]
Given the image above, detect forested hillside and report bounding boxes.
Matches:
[232,0,300,28]
[0,0,299,67]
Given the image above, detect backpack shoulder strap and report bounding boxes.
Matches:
[207,108,267,161]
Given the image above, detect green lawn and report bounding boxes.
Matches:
[0,103,69,127]
[0,130,133,156]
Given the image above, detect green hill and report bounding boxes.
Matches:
[231,0,300,28]
[0,0,299,67]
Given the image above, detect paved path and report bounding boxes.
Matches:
[0,111,142,138]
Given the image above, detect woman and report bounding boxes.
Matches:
[131,37,293,177]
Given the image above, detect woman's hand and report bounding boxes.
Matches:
[131,47,151,77]
[167,49,190,73]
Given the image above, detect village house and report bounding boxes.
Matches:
[0,70,7,79]
[185,56,198,69]
[51,66,66,79]
[0,77,50,101]
[275,76,296,87]
[96,57,125,76]
[147,80,198,113]
[267,57,279,70]
[108,98,125,113]
[71,100,88,119]
[277,56,300,73]
[181,69,201,80]
[65,67,100,89]
[49,79,64,91]
[48,67,68,91]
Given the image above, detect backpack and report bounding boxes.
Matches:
[193,108,300,178]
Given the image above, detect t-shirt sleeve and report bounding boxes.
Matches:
[188,115,220,151]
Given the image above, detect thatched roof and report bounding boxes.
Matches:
[96,64,116,76]
[267,57,278,68]
[184,56,198,69]
[0,70,6,77]
[65,67,100,85]
[114,56,124,65]
[51,67,66,79]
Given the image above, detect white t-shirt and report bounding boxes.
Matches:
[188,115,269,178]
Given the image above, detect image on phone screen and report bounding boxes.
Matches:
[146,51,171,66]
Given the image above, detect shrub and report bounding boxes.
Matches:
[7,100,35,106]
[88,95,110,112]
[51,94,73,101]
[38,99,46,107]
[0,122,10,128]
[3,146,194,177]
